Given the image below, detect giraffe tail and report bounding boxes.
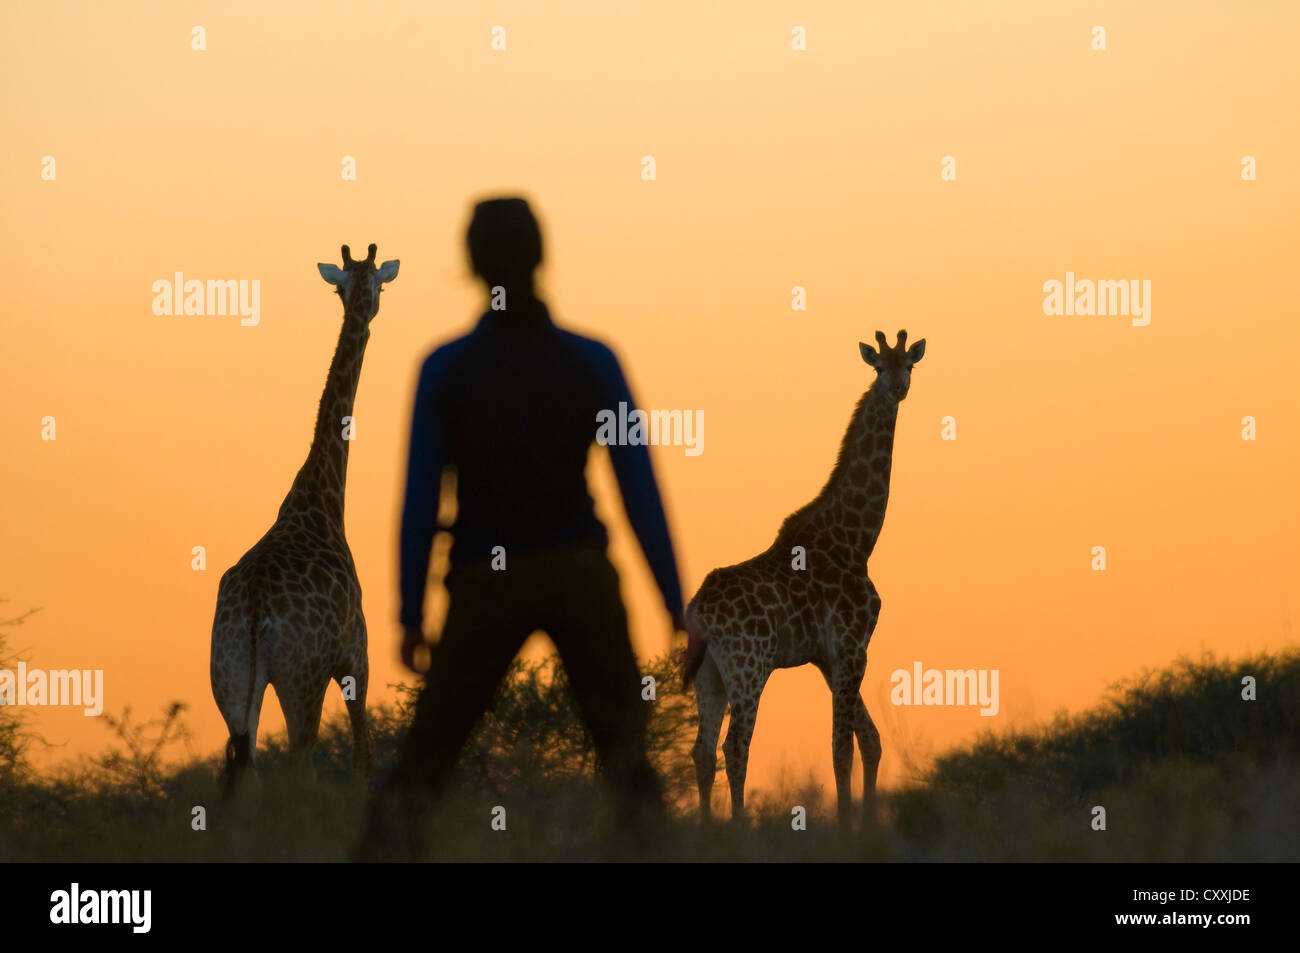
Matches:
[220,587,266,798]
[222,733,252,797]
[681,604,710,690]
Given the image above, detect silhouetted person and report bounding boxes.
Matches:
[360,197,685,857]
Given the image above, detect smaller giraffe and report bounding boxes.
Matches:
[210,244,398,793]
[683,330,925,828]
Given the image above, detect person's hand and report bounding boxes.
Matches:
[400,623,429,675]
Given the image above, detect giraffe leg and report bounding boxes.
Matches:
[338,662,371,778]
[691,649,727,825]
[282,679,328,783]
[831,688,857,828]
[339,621,372,778]
[820,641,869,830]
[852,579,883,824]
[853,695,881,822]
[721,687,762,824]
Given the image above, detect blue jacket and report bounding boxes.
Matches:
[399,303,684,627]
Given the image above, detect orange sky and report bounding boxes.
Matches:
[3,1,1298,798]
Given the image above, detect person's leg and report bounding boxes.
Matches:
[542,549,665,833]
[358,565,530,859]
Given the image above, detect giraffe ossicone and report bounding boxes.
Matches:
[209,243,398,794]
[683,328,925,828]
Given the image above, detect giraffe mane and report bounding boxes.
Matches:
[774,387,876,547]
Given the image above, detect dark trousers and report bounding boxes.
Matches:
[365,545,663,854]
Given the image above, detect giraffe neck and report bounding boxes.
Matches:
[278,314,371,527]
[789,381,898,562]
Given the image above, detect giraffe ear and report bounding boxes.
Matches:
[376,259,400,283]
[859,342,880,367]
[907,339,926,364]
[317,263,347,285]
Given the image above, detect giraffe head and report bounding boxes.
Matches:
[317,243,400,322]
[859,329,925,403]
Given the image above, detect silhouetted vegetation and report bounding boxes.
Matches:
[89,703,193,799]
[890,648,1300,859]
[0,602,41,784]
[0,648,1295,861]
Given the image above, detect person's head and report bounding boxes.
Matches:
[467,197,543,297]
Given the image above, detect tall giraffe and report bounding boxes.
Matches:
[682,329,925,827]
[210,243,398,791]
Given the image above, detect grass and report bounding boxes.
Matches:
[0,648,1296,862]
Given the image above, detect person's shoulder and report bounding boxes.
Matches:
[552,324,625,376]
[418,329,476,378]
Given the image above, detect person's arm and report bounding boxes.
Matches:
[398,349,450,636]
[587,342,685,624]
